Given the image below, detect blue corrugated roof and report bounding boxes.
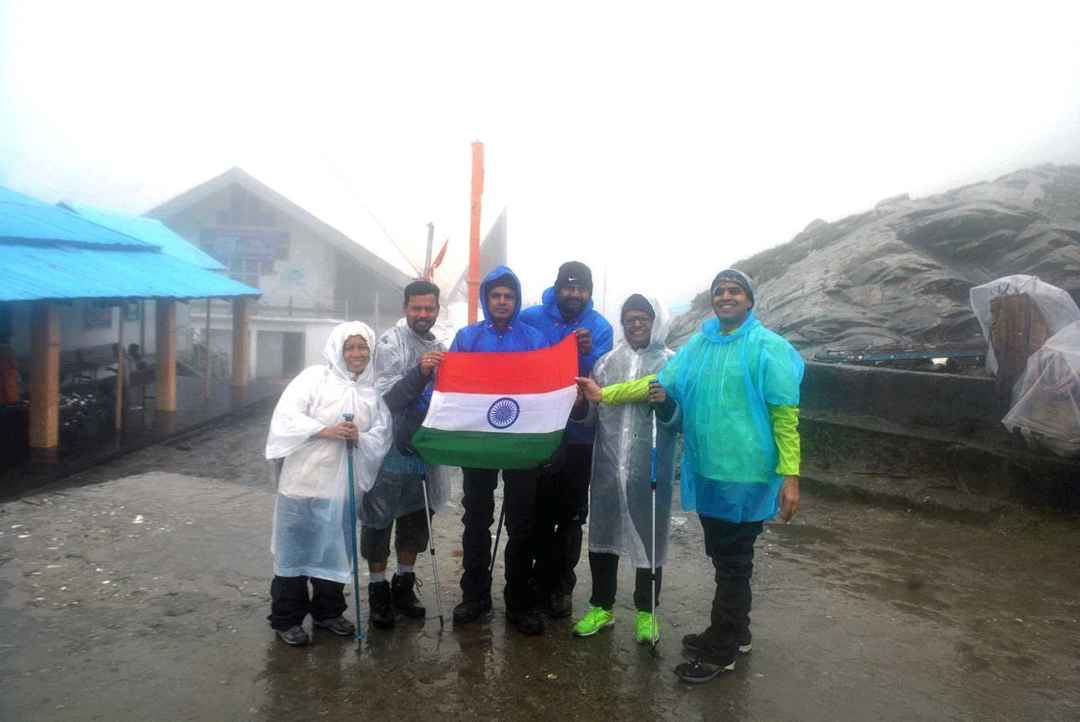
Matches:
[61,202,226,271]
[0,244,259,302]
[0,186,153,249]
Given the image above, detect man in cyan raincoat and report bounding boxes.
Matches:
[580,269,803,683]
[519,261,614,618]
[265,322,393,646]
[363,280,451,629]
[571,294,679,645]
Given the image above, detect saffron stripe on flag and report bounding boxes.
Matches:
[434,334,579,395]
[410,428,565,470]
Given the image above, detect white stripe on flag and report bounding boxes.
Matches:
[422,386,578,434]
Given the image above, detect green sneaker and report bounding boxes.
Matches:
[572,606,614,637]
[635,611,659,644]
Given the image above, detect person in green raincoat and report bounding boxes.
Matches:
[578,269,803,684]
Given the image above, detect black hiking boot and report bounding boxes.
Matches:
[674,655,736,684]
[452,595,492,625]
[369,581,395,629]
[314,615,356,637]
[392,573,426,619]
[275,625,310,646]
[506,608,546,636]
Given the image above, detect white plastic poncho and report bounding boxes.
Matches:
[585,295,679,569]
[265,322,392,583]
[360,322,450,528]
[969,274,1080,377]
[1003,320,1080,458]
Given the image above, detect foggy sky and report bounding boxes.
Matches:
[3,0,1079,317]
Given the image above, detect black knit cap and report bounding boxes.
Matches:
[621,293,656,320]
[710,269,755,307]
[554,261,593,292]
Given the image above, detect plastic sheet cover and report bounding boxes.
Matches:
[264,322,392,583]
[1003,320,1080,458]
[586,295,678,568]
[969,274,1080,376]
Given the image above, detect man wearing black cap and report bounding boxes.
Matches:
[520,261,614,619]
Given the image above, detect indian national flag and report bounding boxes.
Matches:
[412,335,579,469]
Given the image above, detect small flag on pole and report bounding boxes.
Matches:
[412,335,578,469]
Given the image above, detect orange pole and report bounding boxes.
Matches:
[467,141,485,324]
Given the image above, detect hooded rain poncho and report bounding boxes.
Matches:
[265,322,392,582]
[586,296,679,568]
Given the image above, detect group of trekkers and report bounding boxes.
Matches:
[264,259,804,684]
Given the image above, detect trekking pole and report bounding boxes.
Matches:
[343,413,364,642]
[488,497,506,586]
[648,399,660,652]
[420,473,445,629]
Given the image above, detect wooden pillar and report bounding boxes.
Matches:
[156,299,177,412]
[115,304,125,431]
[231,298,250,387]
[29,303,60,449]
[203,298,212,400]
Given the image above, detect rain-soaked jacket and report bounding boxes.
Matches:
[449,265,547,353]
[585,296,679,568]
[520,285,614,445]
[658,311,804,522]
[361,322,450,529]
[265,322,393,582]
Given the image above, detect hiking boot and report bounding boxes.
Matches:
[314,615,356,637]
[682,631,752,656]
[674,656,736,684]
[634,611,659,645]
[369,581,395,629]
[572,606,615,638]
[545,592,573,619]
[506,608,546,636]
[391,573,426,619]
[275,625,310,646]
[452,595,492,625]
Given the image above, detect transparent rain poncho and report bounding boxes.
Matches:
[362,322,450,529]
[265,322,392,582]
[585,296,679,568]
[658,311,804,520]
[969,274,1080,376]
[1003,320,1080,458]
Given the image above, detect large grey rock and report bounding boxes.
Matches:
[668,164,1080,352]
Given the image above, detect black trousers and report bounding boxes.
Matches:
[699,516,764,659]
[460,467,538,613]
[533,443,593,596]
[588,551,663,612]
[267,575,347,630]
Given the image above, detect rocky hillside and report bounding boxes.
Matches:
[668,164,1080,353]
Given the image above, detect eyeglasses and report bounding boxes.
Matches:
[622,317,652,327]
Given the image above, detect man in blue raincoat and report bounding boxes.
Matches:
[448,266,551,635]
[579,269,803,683]
[520,261,614,618]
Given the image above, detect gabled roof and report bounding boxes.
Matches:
[0,184,259,302]
[147,167,413,289]
[0,187,152,250]
[60,202,226,271]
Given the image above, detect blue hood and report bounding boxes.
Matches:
[480,265,523,324]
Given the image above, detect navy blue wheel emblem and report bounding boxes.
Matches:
[487,397,520,429]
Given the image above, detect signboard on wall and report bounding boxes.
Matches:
[200,227,290,288]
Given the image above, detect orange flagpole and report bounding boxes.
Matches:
[467,141,485,324]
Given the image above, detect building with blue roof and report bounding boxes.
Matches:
[0,185,260,454]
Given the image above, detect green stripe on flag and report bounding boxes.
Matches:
[411,428,565,470]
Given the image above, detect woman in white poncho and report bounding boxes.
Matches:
[572,294,679,644]
[264,322,392,646]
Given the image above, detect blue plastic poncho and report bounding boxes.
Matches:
[658,311,804,522]
[265,322,393,582]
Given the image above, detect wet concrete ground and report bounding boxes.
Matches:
[2,406,1079,721]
